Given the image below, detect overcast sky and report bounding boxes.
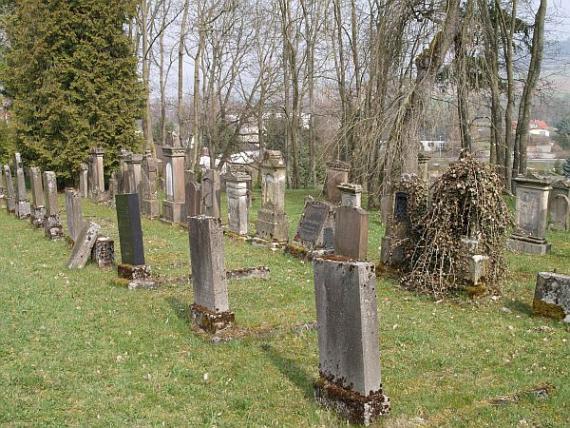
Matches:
[549,0,570,40]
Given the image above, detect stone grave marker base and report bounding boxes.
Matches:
[507,235,551,255]
[142,199,160,219]
[91,236,115,268]
[226,266,270,281]
[30,207,46,228]
[255,209,289,243]
[533,272,570,323]
[44,215,64,240]
[285,243,333,261]
[16,201,31,219]
[190,303,235,334]
[118,264,156,289]
[161,200,185,224]
[314,375,390,426]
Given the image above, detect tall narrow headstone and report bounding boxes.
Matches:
[116,193,155,289]
[225,171,250,235]
[0,166,5,209]
[14,153,31,219]
[161,136,186,224]
[141,151,160,218]
[3,165,16,213]
[65,188,83,243]
[202,169,221,219]
[507,174,551,255]
[89,147,106,202]
[126,153,143,196]
[189,215,234,333]
[313,257,390,425]
[418,152,431,183]
[29,167,46,227]
[335,184,368,260]
[185,170,202,219]
[79,163,89,198]
[324,160,350,204]
[108,171,118,208]
[255,150,289,244]
[43,171,64,239]
[548,179,570,231]
[118,149,132,193]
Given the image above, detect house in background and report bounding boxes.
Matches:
[529,120,551,137]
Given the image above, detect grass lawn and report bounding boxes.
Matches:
[0,189,569,427]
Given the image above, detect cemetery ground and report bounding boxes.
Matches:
[0,190,569,427]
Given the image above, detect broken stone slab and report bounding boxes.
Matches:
[67,222,101,269]
[226,266,270,281]
[533,272,570,323]
[91,236,115,268]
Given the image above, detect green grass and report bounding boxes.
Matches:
[0,190,569,427]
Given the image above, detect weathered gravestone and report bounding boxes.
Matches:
[507,174,551,255]
[202,169,221,219]
[29,167,46,227]
[161,134,186,224]
[141,152,160,218]
[43,171,64,240]
[0,166,5,209]
[313,257,390,425]
[533,272,570,323]
[67,222,101,269]
[108,172,118,208]
[548,179,570,231]
[79,163,89,198]
[335,184,368,260]
[116,193,155,289]
[189,215,234,333]
[225,171,250,236]
[126,153,143,197]
[65,188,83,243]
[418,152,431,183]
[3,165,16,213]
[458,236,489,287]
[324,160,350,204]
[255,150,289,244]
[118,149,132,193]
[14,153,31,219]
[293,200,335,251]
[185,170,202,220]
[88,147,106,202]
[91,236,115,268]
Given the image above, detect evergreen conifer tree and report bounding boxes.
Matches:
[2,0,143,181]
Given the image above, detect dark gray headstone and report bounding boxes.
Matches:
[294,201,334,250]
[115,193,145,266]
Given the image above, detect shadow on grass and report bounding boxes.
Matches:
[166,296,191,326]
[505,299,533,317]
[261,343,314,401]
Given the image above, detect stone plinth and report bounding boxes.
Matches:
[43,171,64,240]
[533,272,570,323]
[65,188,83,243]
[185,170,202,219]
[458,237,489,286]
[161,146,186,224]
[79,163,88,198]
[141,152,160,218]
[255,151,289,243]
[418,152,431,183]
[548,179,570,231]
[313,257,390,425]
[126,153,143,196]
[118,149,132,194]
[189,216,233,333]
[3,165,16,213]
[89,147,106,202]
[507,175,551,255]
[202,169,221,219]
[335,206,368,260]
[29,167,46,227]
[226,171,251,236]
[14,153,31,219]
[325,160,350,204]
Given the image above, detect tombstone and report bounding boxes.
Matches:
[533,272,570,323]
[324,160,350,204]
[548,179,570,231]
[13,153,31,219]
[126,153,143,197]
[67,222,101,269]
[507,174,551,255]
[313,257,390,425]
[89,147,106,201]
[118,149,132,193]
[91,236,115,268]
[116,193,155,289]
[255,150,289,244]
[335,184,368,260]
[189,215,234,333]
[418,152,431,183]
[79,163,89,198]
[43,171,64,239]
[161,140,186,224]
[202,169,221,219]
[0,166,5,209]
[293,200,335,251]
[225,171,251,236]
[3,165,16,213]
[29,167,46,227]
[185,170,202,219]
[108,172,118,208]
[380,175,415,266]
[65,188,83,243]
[141,151,160,218]
[458,236,489,287]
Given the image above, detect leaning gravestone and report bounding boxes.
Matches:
[313,257,390,425]
[30,167,46,227]
[533,272,570,323]
[14,153,31,219]
[293,200,335,251]
[189,215,234,333]
[507,174,551,255]
[3,165,16,213]
[43,171,64,240]
[116,193,155,289]
[68,222,101,269]
[65,188,83,243]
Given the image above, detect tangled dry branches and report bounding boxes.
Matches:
[402,152,512,297]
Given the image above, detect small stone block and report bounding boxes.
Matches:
[118,264,152,281]
[190,304,235,334]
[533,272,570,323]
[507,237,551,255]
